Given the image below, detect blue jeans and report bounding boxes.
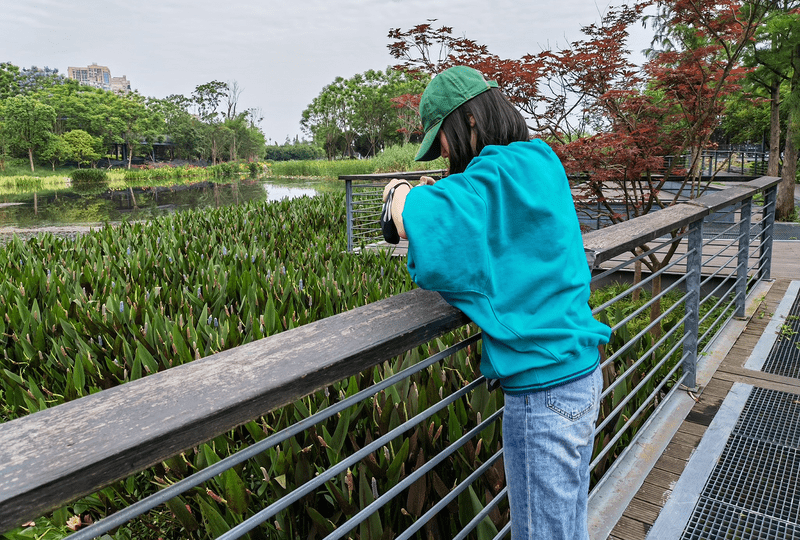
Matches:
[501,366,602,540]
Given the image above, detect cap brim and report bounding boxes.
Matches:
[414,117,444,161]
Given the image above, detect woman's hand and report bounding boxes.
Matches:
[418,176,436,186]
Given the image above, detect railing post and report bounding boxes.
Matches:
[345,178,354,253]
[736,197,752,318]
[759,185,777,282]
[683,219,703,391]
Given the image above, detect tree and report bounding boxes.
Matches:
[192,80,228,122]
[301,69,427,159]
[41,134,72,170]
[0,62,20,101]
[389,0,772,337]
[224,80,243,120]
[149,94,202,160]
[16,66,67,95]
[63,129,101,167]
[745,2,800,218]
[1,94,56,172]
[391,93,423,144]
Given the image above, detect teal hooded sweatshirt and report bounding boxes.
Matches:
[402,139,611,393]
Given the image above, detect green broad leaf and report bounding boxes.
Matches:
[386,437,410,485]
[222,467,250,515]
[359,467,384,540]
[165,496,199,531]
[196,495,231,537]
[171,324,192,363]
[448,404,463,444]
[135,342,159,374]
[458,485,498,540]
[330,407,351,456]
[73,351,85,392]
[306,506,336,535]
[2,369,25,386]
[244,420,266,442]
[52,505,70,526]
[293,398,310,420]
[130,355,142,381]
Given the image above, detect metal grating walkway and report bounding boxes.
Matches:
[762,288,800,378]
[681,387,800,539]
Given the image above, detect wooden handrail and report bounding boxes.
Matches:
[0,176,781,531]
[0,289,468,530]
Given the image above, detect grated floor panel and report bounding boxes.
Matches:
[761,288,800,379]
[681,387,800,539]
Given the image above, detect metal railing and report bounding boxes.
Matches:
[0,176,781,539]
[663,150,771,177]
[341,170,445,252]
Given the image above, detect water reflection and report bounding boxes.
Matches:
[0,179,324,228]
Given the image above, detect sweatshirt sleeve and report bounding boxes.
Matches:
[401,176,489,293]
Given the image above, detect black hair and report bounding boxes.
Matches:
[439,87,530,174]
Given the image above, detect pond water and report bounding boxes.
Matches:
[0,178,330,228]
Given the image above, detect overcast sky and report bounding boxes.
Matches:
[2,0,653,144]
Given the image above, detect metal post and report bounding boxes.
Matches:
[759,185,777,282]
[345,179,354,253]
[683,219,703,391]
[735,197,752,318]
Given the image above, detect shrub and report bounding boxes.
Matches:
[248,161,262,176]
[69,168,107,183]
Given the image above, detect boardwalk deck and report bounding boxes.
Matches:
[602,277,800,539]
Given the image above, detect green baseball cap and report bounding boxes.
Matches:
[415,66,498,162]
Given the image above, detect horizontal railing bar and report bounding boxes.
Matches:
[703,222,742,247]
[589,232,689,283]
[592,339,688,465]
[605,276,687,336]
[583,177,780,266]
[220,377,490,539]
[600,281,688,369]
[699,273,736,309]
[398,465,508,540]
[493,522,512,540]
[698,294,739,346]
[451,484,508,540]
[0,289,470,530]
[68,333,482,540]
[592,249,690,316]
[591,358,687,470]
[326,409,504,540]
[701,243,741,275]
[598,311,689,413]
[339,170,446,181]
[699,290,735,330]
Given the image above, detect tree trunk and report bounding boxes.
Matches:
[127,143,133,170]
[649,274,663,341]
[28,147,35,172]
[768,81,781,177]
[779,119,798,220]
[777,44,800,221]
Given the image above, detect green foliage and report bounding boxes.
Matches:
[1,94,56,172]
[267,143,446,179]
[300,68,428,160]
[264,141,324,162]
[588,281,731,483]
[0,191,514,538]
[247,161,262,176]
[69,168,108,183]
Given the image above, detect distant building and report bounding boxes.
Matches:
[67,63,131,93]
[111,75,131,93]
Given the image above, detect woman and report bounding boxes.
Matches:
[381,66,611,539]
